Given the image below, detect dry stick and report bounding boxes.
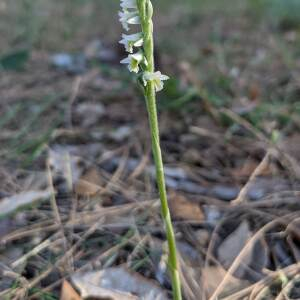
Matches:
[208,213,298,300]
[231,149,272,205]
[67,76,82,128]
[29,233,138,300]
[250,284,270,300]
[129,150,150,180]
[242,191,300,209]
[177,252,203,300]
[251,268,289,300]
[1,199,171,245]
[1,220,57,244]
[47,162,73,272]
[83,148,131,201]
[221,108,269,144]
[201,210,274,299]
[105,147,129,190]
[222,262,300,300]
[201,211,228,300]
[3,200,158,297]
[223,269,284,300]
[126,234,150,267]
[274,274,300,300]
[0,263,29,298]
[12,219,104,299]
[27,217,141,299]
[221,108,300,180]
[201,202,255,300]
[11,233,62,269]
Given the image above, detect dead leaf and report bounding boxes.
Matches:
[0,189,52,217]
[71,267,168,300]
[169,193,204,222]
[74,168,104,196]
[60,280,81,300]
[217,221,252,279]
[217,221,268,281]
[202,266,249,298]
[248,83,260,100]
[81,168,104,186]
[232,158,272,178]
[74,180,102,196]
[232,159,260,178]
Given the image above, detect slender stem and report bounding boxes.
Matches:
[145,85,182,300]
[139,1,182,299]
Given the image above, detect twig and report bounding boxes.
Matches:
[209,213,298,300]
[11,233,62,269]
[231,149,272,205]
[9,219,104,299]
[274,274,300,300]
[67,76,82,128]
[47,162,73,271]
[221,108,300,180]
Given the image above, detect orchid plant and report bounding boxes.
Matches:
[118,0,182,299]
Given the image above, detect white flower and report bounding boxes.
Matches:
[120,0,137,9]
[120,51,145,73]
[119,10,140,31]
[119,32,143,53]
[142,71,169,92]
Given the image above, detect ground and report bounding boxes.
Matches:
[0,0,300,299]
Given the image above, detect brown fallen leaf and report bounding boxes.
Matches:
[232,158,272,178]
[74,180,102,197]
[248,83,260,100]
[81,168,104,186]
[169,193,204,222]
[60,280,81,300]
[74,168,104,196]
[232,159,260,178]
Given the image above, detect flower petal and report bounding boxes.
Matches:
[120,0,137,9]
[142,71,169,92]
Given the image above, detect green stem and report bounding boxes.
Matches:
[138,1,182,299]
[145,85,182,300]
